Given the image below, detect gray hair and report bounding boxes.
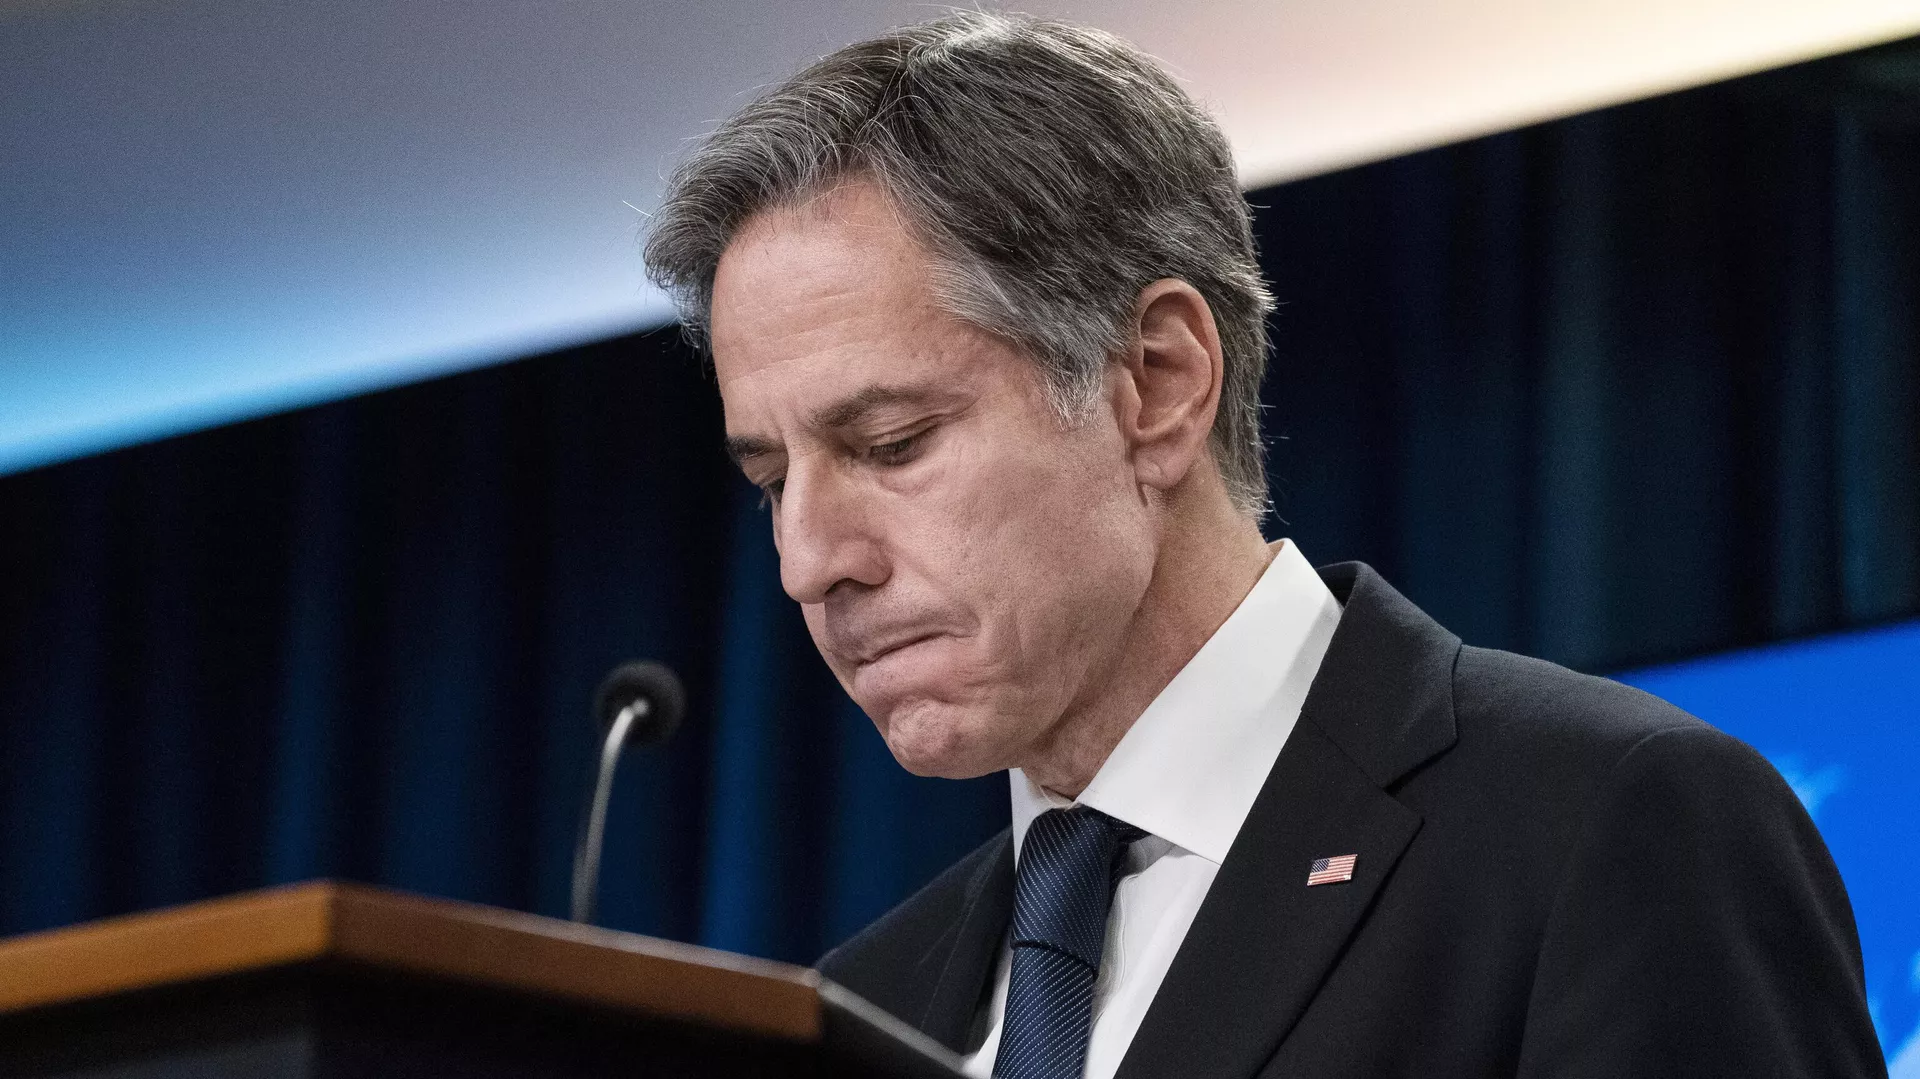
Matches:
[644,11,1274,517]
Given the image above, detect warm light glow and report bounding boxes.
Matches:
[1100,0,1920,185]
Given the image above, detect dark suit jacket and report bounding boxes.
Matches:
[819,563,1885,1077]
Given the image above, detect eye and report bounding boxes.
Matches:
[757,477,785,510]
[867,430,927,467]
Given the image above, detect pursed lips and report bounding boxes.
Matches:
[849,630,943,667]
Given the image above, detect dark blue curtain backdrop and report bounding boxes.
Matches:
[2,41,1917,964]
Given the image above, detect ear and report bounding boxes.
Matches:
[1113,278,1224,493]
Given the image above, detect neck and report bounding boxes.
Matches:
[1018,488,1274,797]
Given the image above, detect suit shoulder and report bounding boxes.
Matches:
[1452,644,1710,758]
[817,828,1010,982]
[1437,646,1803,853]
[1429,644,1790,828]
[1514,722,1874,1072]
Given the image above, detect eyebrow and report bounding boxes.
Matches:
[809,383,950,429]
[724,382,955,468]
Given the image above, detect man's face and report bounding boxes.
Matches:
[709,182,1158,779]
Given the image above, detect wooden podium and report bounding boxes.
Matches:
[0,881,964,1078]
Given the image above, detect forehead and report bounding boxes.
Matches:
[708,183,956,407]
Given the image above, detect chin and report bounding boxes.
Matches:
[873,697,1012,779]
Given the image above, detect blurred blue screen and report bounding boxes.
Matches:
[1617,619,1920,1066]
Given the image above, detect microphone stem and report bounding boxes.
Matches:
[570,699,647,924]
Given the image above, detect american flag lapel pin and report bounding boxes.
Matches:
[1307,853,1358,886]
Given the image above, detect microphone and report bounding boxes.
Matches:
[570,660,686,925]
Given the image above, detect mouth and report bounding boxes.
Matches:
[854,631,943,667]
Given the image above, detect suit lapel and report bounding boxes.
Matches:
[1113,719,1421,1079]
[1115,563,1460,1079]
[915,830,1014,1052]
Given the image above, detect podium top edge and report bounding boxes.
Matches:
[0,880,823,1042]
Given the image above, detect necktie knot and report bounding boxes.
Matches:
[1009,807,1143,970]
[993,806,1142,1079]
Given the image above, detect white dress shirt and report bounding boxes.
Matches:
[960,538,1342,1079]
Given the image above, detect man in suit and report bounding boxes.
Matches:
[643,12,1884,1077]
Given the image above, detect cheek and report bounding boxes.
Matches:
[834,406,1155,776]
[941,425,1151,675]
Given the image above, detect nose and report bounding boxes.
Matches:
[773,458,889,605]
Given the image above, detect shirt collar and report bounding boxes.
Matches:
[1009,538,1342,864]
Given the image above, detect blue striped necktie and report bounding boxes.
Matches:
[992,806,1145,1079]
